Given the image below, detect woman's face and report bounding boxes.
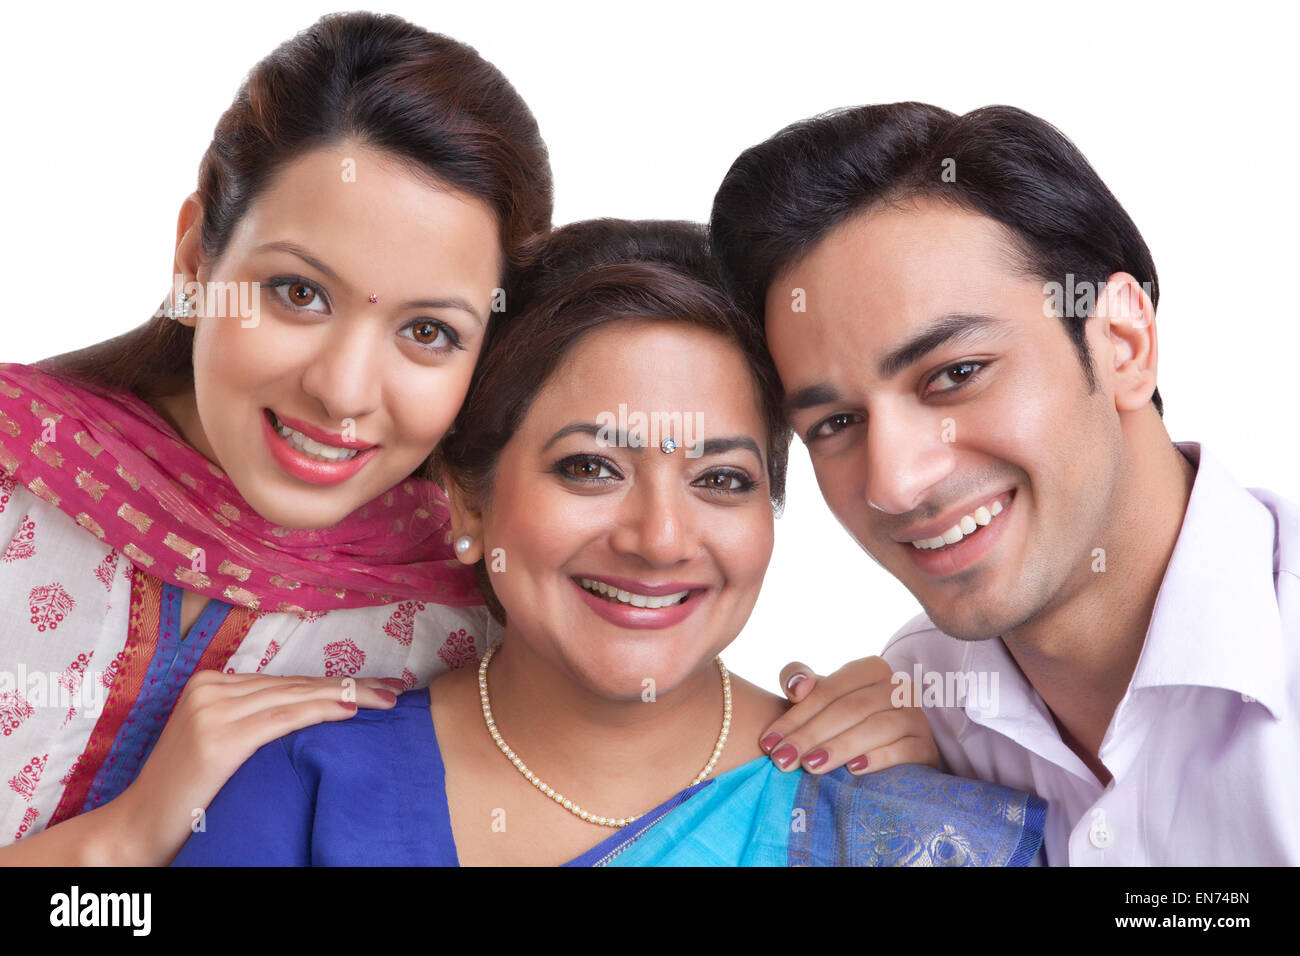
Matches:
[466,320,775,700]
[177,142,501,528]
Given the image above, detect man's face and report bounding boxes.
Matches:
[766,198,1125,640]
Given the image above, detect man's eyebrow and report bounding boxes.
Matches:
[878,313,1005,379]
[255,240,484,325]
[785,383,844,415]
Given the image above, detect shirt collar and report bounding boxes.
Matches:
[1126,442,1288,718]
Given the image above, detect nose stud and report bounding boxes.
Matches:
[368,293,379,303]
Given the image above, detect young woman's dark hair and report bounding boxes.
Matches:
[440,219,792,622]
[709,102,1164,415]
[43,11,552,401]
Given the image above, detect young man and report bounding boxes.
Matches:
[710,102,1299,865]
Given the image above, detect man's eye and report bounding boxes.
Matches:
[809,412,862,441]
[929,362,982,392]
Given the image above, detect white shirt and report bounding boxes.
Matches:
[883,443,1299,865]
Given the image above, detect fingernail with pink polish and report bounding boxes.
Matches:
[804,749,828,770]
[375,689,397,703]
[785,674,806,692]
[760,733,783,753]
[379,678,406,691]
[338,701,357,712]
[772,744,798,769]
[847,755,870,773]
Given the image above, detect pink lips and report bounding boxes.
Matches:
[572,575,709,630]
[262,408,380,486]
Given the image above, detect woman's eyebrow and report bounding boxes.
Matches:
[254,241,339,280]
[695,436,764,466]
[254,240,484,324]
[398,296,486,326]
[541,421,764,466]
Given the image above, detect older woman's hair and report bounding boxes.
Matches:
[440,219,791,618]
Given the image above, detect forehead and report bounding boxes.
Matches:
[226,143,502,285]
[528,320,764,431]
[764,199,1030,373]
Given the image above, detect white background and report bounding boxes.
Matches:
[3,1,1296,692]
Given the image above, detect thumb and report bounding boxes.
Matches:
[778,661,817,702]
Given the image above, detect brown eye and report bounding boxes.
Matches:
[555,456,618,483]
[289,283,316,306]
[564,459,606,479]
[693,469,753,494]
[400,320,456,350]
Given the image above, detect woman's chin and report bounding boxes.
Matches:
[564,650,723,705]
[236,482,359,530]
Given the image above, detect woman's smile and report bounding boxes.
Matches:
[573,574,711,630]
[260,406,381,486]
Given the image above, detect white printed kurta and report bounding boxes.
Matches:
[0,475,498,846]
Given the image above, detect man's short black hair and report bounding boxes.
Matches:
[709,102,1163,415]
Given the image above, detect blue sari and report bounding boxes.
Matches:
[572,757,1044,867]
[173,688,1045,866]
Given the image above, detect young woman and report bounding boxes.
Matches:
[0,11,551,863]
[171,220,1045,866]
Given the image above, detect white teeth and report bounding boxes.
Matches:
[910,495,1010,550]
[579,578,690,609]
[271,413,359,463]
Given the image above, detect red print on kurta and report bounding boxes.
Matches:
[28,582,74,632]
[438,628,478,670]
[382,600,426,647]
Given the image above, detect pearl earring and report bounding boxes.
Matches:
[454,535,473,556]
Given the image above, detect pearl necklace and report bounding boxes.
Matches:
[477,645,732,828]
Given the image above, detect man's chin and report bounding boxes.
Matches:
[919,601,1018,643]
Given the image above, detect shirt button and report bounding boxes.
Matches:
[1088,808,1114,849]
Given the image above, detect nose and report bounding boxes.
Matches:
[862,402,957,515]
[608,472,699,568]
[299,318,384,425]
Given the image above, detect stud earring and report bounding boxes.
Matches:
[454,535,474,556]
[165,291,194,320]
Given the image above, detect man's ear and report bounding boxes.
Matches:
[441,470,485,564]
[171,192,205,328]
[1097,272,1159,413]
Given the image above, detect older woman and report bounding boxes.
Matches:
[172,220,1045,866]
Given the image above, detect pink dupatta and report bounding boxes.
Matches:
[0,363,482,613]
